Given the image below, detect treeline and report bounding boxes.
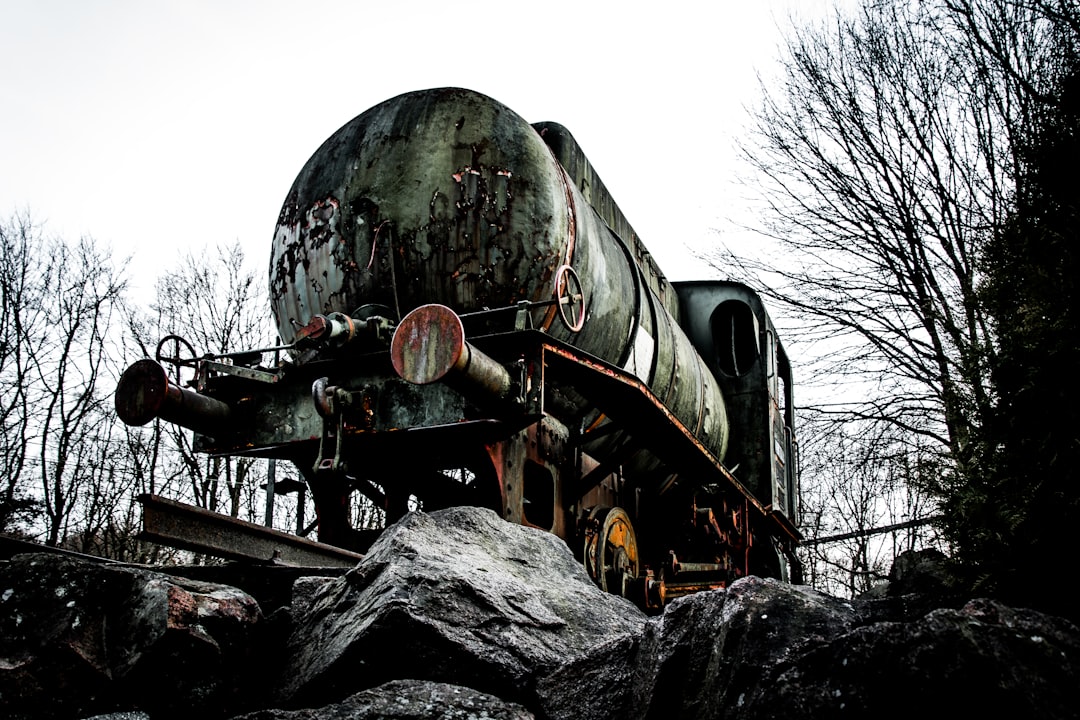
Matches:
[3,1,1077,617]
[721,0,1079,615]
[0,214,309,560]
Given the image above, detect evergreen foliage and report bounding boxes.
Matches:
[958,51,1080,619]
[731,0,1080,609]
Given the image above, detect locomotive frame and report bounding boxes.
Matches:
[116,88,801,609]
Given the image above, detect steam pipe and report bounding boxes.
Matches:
[390,304,513,402]
[115,359,232,435]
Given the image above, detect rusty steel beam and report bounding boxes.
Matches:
[800,515,942,547]
[138,494,363,568]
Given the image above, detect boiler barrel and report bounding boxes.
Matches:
[269,88,728,462]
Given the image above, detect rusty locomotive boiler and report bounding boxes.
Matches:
[116,88,801,608]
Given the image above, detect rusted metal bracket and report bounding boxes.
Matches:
[202,359,281,384]
[312,377,352,475]
[138,494,363,568]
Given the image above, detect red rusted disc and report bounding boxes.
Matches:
[115,358,169,426]
[390,304,466,384]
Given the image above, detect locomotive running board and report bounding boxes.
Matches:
[137,494,364,568]
[537,341,802,545]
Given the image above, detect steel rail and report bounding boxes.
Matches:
[800,516,943,547]
[138,494,364,568]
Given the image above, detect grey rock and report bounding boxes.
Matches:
[537,576,860,720]
[886,547,954,596]
[538,575,1080,720]
[230,678,533,719]
[162,563,349,616]
[8,522,1077,720]
[0,553,262,719]
[279,507,645,708]
[744,597,1080,719]
[289,574,337,620]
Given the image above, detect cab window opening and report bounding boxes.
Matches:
[711,300,759,377]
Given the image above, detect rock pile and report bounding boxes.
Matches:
[0,553,262,718]
[1,508,1077,719]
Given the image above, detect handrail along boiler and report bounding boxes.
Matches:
[115,88,801,608]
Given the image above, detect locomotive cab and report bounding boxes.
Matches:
[674,281,800,580]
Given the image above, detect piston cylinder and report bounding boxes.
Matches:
[390,303,514,403]
[115,359,232,436]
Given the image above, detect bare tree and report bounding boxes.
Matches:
[797,416,943,597]
[711,0,1074,592]
[0,214,271,558]
[0,213,131,547]
[33,237,127,546]
[0,213,45,533]
[140,243,276,519]
[724,0,1025,468]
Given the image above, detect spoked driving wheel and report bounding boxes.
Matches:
[583,506,640,597]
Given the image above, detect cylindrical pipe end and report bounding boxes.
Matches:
[390,304,467,385]
[115,359,172,426]
[115,358,232,435]
[391,304,513,402]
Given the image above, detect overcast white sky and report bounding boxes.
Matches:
[1,1,836,302]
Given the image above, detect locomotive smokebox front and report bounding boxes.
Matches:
[271,88,623,358]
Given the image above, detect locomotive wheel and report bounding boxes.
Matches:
[583,506,640,597]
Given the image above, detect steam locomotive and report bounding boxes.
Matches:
[116,88,801,609]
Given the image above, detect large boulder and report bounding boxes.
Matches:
[231,679,533,719]
[536,576,1080,720]
[278,506,646,709]
[537,577,863,720]
[0,553,262,719]
[745,597,1080,719]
